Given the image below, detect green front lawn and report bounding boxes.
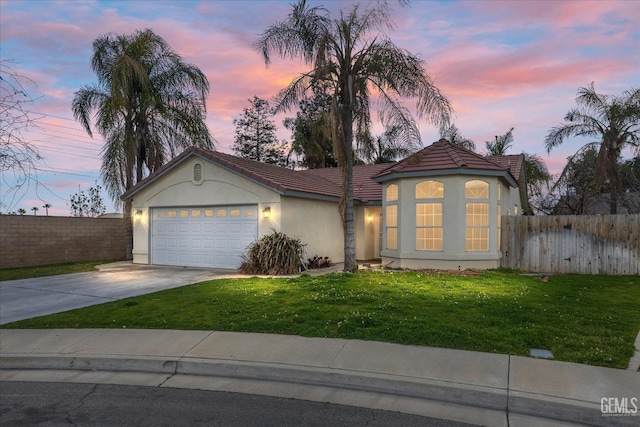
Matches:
[2,270,638,368]
[0,260,118,281]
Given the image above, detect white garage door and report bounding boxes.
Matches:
[151,205,257,269]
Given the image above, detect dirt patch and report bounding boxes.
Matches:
[359,264,484,276]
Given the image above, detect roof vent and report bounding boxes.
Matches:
[193,163,203,185]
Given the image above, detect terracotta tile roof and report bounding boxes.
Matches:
[121,147,384,203]
[487,155,524,182]
[299,163,391,202]
[193,148,341,198]
[122,141,524,202]
[373,138,520,186]
[374,138,504,175]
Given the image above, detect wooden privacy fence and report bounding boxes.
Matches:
[501,215,639,275]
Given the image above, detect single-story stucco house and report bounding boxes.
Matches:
[121,138,527,270]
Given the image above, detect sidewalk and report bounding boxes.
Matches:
[1,329,638,426]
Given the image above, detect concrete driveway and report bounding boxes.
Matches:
[0,262,242,325]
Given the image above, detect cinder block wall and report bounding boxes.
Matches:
[0,215,126,268]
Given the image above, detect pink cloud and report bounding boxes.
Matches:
[468,0,636,31]
[2,0,638,214]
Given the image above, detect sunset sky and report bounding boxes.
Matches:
[1,0,639,215]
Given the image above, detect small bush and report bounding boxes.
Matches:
[306,256,332,270]
[239,231,307,275]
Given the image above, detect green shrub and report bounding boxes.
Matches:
[239,231,307,275]
[306,255,332,269]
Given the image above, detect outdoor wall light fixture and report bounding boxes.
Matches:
[134,209,143,220]
[262,207,271,219]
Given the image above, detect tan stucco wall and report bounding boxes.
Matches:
[280,196,344,263]
[279,200,381,263]
[129,154,383,267]
[130,157,281,264]
[381,174,523,270]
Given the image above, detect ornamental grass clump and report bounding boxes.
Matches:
[239,231,307,275]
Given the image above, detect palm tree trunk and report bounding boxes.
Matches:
[342,107,357,272]
[123,199,133,260]
[610,146,619,214]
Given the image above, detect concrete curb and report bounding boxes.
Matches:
[1,329,638,426]
[627,330,640,371]
[1,352,635,427]
[0,354,505,410]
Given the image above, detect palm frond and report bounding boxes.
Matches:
[255,0,330,66]
[273,73,316,114]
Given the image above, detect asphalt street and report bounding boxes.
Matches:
[0,381,473,427]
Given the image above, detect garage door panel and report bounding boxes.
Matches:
[230,239,250,250]
[151,205,257,269]
[214,223,229,234]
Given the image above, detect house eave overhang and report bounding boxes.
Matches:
[373,168,518,188]
[282,190,338,202]
[120,150,200,201]
[281,190,381,205]
[120,150,354,204]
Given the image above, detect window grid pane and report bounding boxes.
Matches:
[465,228,488,251]
[416,181,444,199]
[465,180,489,198]
[385,204,398,250]
[465,203,488,226]
[416,203,443,251]
[386,228,397,250]
[417,227,443,251]
[416,203,442,227]
[386,205,397,227]
[497,212,501,250]
[465,202,489,251]
[386,184,398,202]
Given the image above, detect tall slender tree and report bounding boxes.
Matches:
[233,96,288,166]
[72,29,214,258]
[256,0,451,271]
[545,83,640,214]
[284,87,336,169]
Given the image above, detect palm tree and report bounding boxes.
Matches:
[485,127,551,214]
[545,83,640,214]
[485,127,514,156]
[523,153,552,215]
[358,125,420,164]
[440,124,475,151]
[72,29,214,258]
[43,203,50,216]
[31,206,38,216]
[256,0,452,271]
